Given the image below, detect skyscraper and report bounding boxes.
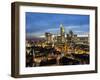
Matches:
[45,32,52,43]
[60,24,65,43]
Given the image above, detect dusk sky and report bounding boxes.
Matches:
[26,12,89,38]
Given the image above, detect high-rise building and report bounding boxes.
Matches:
[45,32,52,43]
[60,24,65,43]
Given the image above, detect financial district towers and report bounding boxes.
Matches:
[45,24,66,44]
[45,24,89,47]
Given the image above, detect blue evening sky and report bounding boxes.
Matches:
[26,12,89,37]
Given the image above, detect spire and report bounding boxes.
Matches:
[60,24,63,27]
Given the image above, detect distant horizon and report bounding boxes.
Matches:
[26,33,89,40]
[26,12,89,38]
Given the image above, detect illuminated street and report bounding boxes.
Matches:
[26,24,89,67]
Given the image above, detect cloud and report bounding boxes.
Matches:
[26,28,60,38]
[26,12,89,34]
[26,25,89,38]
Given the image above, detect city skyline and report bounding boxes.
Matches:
[26,12,89,38]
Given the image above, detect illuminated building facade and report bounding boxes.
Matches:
[45,32,52,43]
[26,24,89,55]
[60,24,65,43]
